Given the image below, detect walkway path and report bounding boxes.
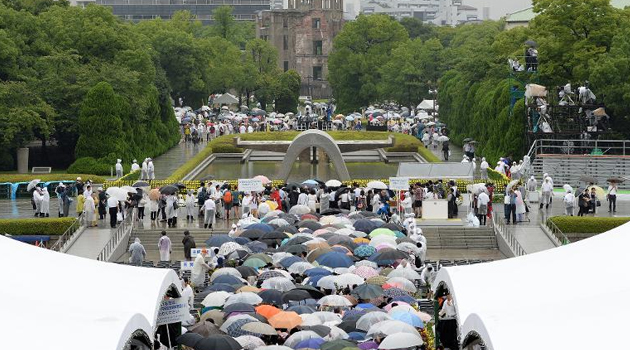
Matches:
[65,221,112,259]
[151,140,207,179]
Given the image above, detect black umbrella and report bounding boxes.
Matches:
[260,231,290,240]
[176,332,203,347]
[172,182,186,189]
[194,334,242,350]
[381,223,404,232]
[353,219,377,234]
[189,321,225,336]
[282,289,312,303]
[320,339,357,350]
[212,275,245,287]
[206,283,236,292]
[336,320,360,333]
[524,39,538,47]
[286,305,317,314]
[294,285,325,299]
[223,302,255,314]
[240,229,265,240]
[351,284,384,299]
[298,220,322,231]
[579,175,597,184]
[303,325,331,337]
[281,244,308,255]
[320,208,343,216]
[236,266,259,278]
[132,181,150,187]
[160,185,179,195]
[607,177,625,183]
[369,248,409,266]
[334,187,349,200]
[258,289,284,306]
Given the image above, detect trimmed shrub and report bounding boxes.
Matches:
[0,151,14,171]
[547,216,630,234]
[67,157,112,176]
[212,144,244,153]
[0,173,106,183]
[0,218,77,235]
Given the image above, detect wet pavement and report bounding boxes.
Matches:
[151,139,207,179]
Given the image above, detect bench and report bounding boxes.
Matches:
[31,167,52,174]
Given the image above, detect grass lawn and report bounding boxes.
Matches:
[0,174,107,183]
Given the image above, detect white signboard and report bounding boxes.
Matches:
[180,261,194,271]
[389,177,410,191]
[156,297,189,326]
[238,178,264,192]
[190,248,202,258]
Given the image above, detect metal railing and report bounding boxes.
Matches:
[544,219,570,246]
[50,215,83,252]
[96,209,134,262]
[528,139,630,157]
[491,214,526,257]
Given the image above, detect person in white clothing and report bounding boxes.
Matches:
[131,159,140,172]
[419,264,436,286]
[201,197,216,229]
[297,189,308,206]
[32,187,43,217]
[191,250,211,289]
[494,161,505,175]
[401,192,413,216]
[185,190,196,222]
[479,157,489,180]
[477,191,490,225]
[526,176,537,192]
[181,277,195,310]
[540,177,553,209]
[439,294,457,319]
[40,187,50,217]
[147,158,155,180]
[141,158,148,180]
[115,159,123,178]
[563,189,575,216]
[158,231,172,261]
[607,182,618,212]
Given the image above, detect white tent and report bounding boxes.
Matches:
[432,222,630,350]
[0,235,182,350]
[214,93,239,105]
[416,100,438,111]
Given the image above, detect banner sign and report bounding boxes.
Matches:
[157,297,189,325]
[180,261,194,271]
[190,248,202,258]
[389,177,410,191]
[238,179,264,192]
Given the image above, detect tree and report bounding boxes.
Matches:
[75,82,123,159]
[246,39,280,110]
[328,14,409,112]
[275,70,301,113]
[399,17,437,42]
[212,6,235,40]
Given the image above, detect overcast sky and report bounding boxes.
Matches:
[466,0,532,19]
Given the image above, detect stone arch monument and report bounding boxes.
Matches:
[277,130,350,181]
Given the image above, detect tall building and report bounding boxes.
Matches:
[360,0,477,26]
[85,0,270,24]
[256,0,344,99]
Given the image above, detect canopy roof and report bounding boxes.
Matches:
[416,100,438,111]
[214,93,239,105]
[0,235,181,350]
[397,163,473,180]
[433,222,630,350]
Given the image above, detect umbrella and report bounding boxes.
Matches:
[588,185,606,200]
[387,268,421,280]
[304,267,332,277]
[212,275,246,287]
[320,340,357,350]
[241,229,265,240]
[225,292,263,306]
[160,185,179,195]
[290,205,312,215]
[177,333,203,347]
[236,266,259,279]
[353,219,377,234]
[194,334,242,350]
[207,236,236,248]
[524,39,538,47]
[378,333,423,349]
[201,309,226,325]
[235,335,266,350]
[287,305,317,314]
[463,138,473,143]
[105,187,129,201]
[369,249,409,265]
[352,265,379,279]
[607,177,625,183]
[283,289,313,303]
[242,321,277,335]
[253,175,271,184]
[437,135,449,142]
[325,180,342,187]
[288,261,316,274]
[269,311,303,329]
[226,318,258,337]
[390,312,424,328]
[243,258,267,268]
[189,320,224,336]
[261,277,295,292]
[295,338,326,349]
[369,228,396,238]
[248,223,274,232]
[201,291,232,307]
[255,304,281,319]
[366,181,388,190]
[366,320,420,337]
[579,175,597,184]
[285,331,323,348]
[132,181,150,187]
[279,255,303,268]
[316,252,354,268]
[351,284,384,300]
[149,188,160,200]
[318,295,353,307]
[237,285,261,294]
[223,302,256,314]
[359,341,378,350]
[258,289,284,306]
[27,179,41,191]
[258,347,293,350]
[356,312,391,331]
[219,242,245,256]
[383,288,409,298]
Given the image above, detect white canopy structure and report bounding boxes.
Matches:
[432,222,630,350]
[214,93,239,105]
[397,163,474,180]
[416,100,438,111]
[0,235,182,350]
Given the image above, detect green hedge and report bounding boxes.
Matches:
[0,218,77,235]
[67,157,114,175]
[0,173,106,183]
[547,216,630,234]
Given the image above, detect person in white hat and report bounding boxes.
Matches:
[115,159,123,178]
[147,158,155,180]
[228,224,237,237]
[131,159,140,172]
[480,157,489,180]
[141,158,148,180]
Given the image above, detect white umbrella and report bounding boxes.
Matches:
[369,235,398,248]
[224,292,263,306]
[106,187,129,201]
[356,312,391,331]
[242,322,277,335]
[211,267,243,282]
[326,326,349,340]
[289,205,311,215]
[27,179,41,192]
[288,262,315,275]
[507,179,520,190]
[386,277,417,293]
[378,333,423,349]
[201,291,232,307]
[317,275,343,290]
[317,295,353,307]
[272,252,295,265]
[366,181,388,190]
[235,335,265,350]
[301,313,323,326]
[366,320,420,337]
[354,260,378,269]
[258,202,271,217]
[334,273,365,287]
[388,305,417,315]
[395,242,421,255]
[325,180,342,187]
[219,242,245,256]
[284,331,322,348]
[261,277,295,292]
[312,311,343,325]
[387,268,422,280]
[220,314,258,332]
[121,185,138,194]
[437,135,449,142]
[268,218,290,227]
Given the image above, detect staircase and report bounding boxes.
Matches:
[531,155,630,189]
[422,227,498,249]
[123,228,229,263]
